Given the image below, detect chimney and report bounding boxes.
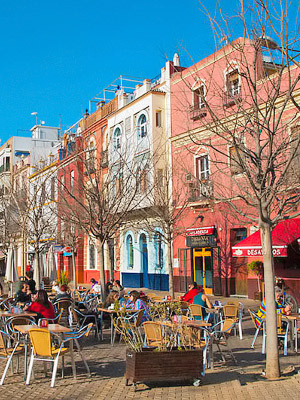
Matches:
[173,53,180,67]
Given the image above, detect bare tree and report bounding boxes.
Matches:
[175,0,300,378]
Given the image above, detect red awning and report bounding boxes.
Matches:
[185,226,215,236]
[232,219,300,258]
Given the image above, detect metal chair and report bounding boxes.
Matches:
[222,304,242,339]
[143,321,164,347]
[248,309,263,348]
[0,330,24,385]
[38,309,63,327]
[262,313,289,356]
[68,306,100,339]
[208,319,236,367]
[53,299,73,324]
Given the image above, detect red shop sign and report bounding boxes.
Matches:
[185,226,215,236]
[232,246,287,258]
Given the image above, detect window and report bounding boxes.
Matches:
[126,235,134,269]
[113,128,121,150]
[89,240,96,269]
[156,111,162,127]
[196,155,209,180]
[137,114,147,138]
[226,70,240,96]
[230,228,247,245]
[193,85,206,109]
[70,170,75,194]
[154,232,163,270]
[229,146,243,175]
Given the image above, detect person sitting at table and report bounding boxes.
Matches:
[192,289,213,321]
[105,281,113,297]
[256,286,291,327]
[52,280,62,294]
[89,280,102,297]
[54,284,71,302]
[103,290,120,308]
[24,289,55,320]
[112,280,125,297]
[180,281,201,304]
[15,282,32,304]
[25,270,36,293]
[125,290,149,322]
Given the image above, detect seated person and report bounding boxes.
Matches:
[256,286,291,327]
[103,290,120,308]
[90,281,102,296]
[15,283,32,304]
[52,280,62,294]
[105,281,113,297]
[125,290,149,322]
[180,281,201,304]
[25,271,36,293]
[112,280,125,297]
[54,284,71,302]
[192,290,213,320]
[23,289,55,320]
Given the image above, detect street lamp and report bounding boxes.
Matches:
[31,112,38,125]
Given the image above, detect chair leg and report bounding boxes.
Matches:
[251,328,259,348]
[262,330,266,354]
[284,334,288,356]
[1,352,15,385]
[75,339,90,377]
[51,357,59,388]
[62,356,64,378]
[26,353,34,385]
[239,320,243,340]
[43,361,48,377]
[70,341,77,379]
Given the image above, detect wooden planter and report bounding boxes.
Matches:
[125,348,203,390]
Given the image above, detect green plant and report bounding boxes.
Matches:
[58,270,69,286]
[247,260,263,292]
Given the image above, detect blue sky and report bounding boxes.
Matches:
[0,0,293,143]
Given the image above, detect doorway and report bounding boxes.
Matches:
[193,248,213,294]
[140,234,149,288]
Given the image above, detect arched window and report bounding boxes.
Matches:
[154,232,163,270]
[113,128,121,150]
[126,234,134,269]
[138,114,147,138]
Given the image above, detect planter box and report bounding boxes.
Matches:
[125,348,203,389]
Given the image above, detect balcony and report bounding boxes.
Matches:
[188,180,213,202]
[189,105,207,121]
[223,88,242,108]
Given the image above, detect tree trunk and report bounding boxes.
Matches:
[106,240,114,281]
[72,249,77,290]
[167,240,175,299]
[260,223,280,379]
[97,242,106,299]
[36,251,41,290]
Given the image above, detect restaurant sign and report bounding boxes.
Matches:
[186,235,216,248]
[185,226,215,237]
[232,246,287,257]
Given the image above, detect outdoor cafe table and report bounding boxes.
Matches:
[97,307,137,345]
[283,314,300,352]
[15,324,71,380]
[0,311,38,330]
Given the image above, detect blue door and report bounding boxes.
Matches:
[140,234,149,288]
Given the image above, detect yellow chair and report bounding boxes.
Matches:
[189,304,204,320]
[223,304,242,339]
[143,322,164,347]
[26,328,70,387]
[0,330,24,385]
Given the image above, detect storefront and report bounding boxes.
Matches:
[177,226,219,295]
[232,219,300,301]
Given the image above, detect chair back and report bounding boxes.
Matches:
[189,304,203,320]
[223,304,238,319]
[221,318,235,334]
[143,322,163,345]
[28,328,52,357]
[56,299,73,317]
[248,309,260,329]
[134,310,144,327]
[7,316,36,335]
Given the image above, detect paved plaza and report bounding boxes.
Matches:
[0,298,299,400]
